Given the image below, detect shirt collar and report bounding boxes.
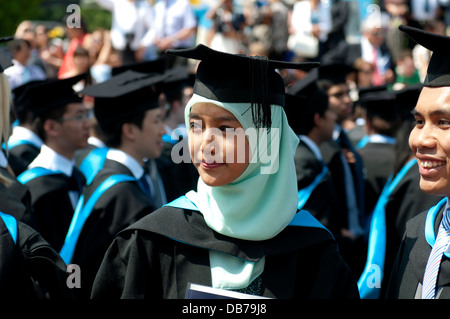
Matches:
[9,126,44,148]
[29,144,75,176]
[106,148,144,179]
[0,151,8,168]
[299,135,323,162]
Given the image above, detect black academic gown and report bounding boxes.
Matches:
[157,138,199,201]
[319,131,367,278]
[0,213,72,299]
[71,159,155,299]
[91,206,360,299]
[0,166,36,228]
[385,203,450,299]
[24,168,85,251]
[8,143,40,176]
[382,165,444,297]
[294,140,345,235]
[358,142,396,215]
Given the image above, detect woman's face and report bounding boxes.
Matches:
[188,102,251,186]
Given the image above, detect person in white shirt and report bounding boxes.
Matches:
[137,0,197,67]
[289,0,332,60]
[4,39,46,90]
[17,75,91,251]
[95,0,149,64]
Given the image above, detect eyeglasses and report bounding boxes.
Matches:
[329,90,350,99]
[58,110,93,123]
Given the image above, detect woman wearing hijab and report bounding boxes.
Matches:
[91,45,359,299]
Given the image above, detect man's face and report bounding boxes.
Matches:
[327,83,353,124]
[135,108,166,160]
[55,103,91,153]
[410,86,450,197]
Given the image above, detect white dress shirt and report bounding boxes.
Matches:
[95,0,148,51]
[29,144,79,209]
[4,59,46,90]
[8,126,43,149]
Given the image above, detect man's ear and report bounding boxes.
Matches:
[122,122,138,142]
[43,119,61,138]
[313,112,322,128]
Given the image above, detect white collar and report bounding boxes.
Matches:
[29,144,75,177]
[87,136,106,148]
[9,126,44,148]
[106,148,144,179]
[0,151,8,168]
[299,135,323,162]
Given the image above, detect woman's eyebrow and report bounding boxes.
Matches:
[189,113,238,122]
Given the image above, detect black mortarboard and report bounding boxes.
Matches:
[162,66,189,102]
[318,62,355,85]
[399,25,450,87]
[285,68,329,134]
[358,87,398,121]
[166,44,319,128]
[81,70,167,130]
[394,83,423,121]
[0,36,14,72]
[111,58,167,76]
[12,79,46,118]
[25,74,84,118]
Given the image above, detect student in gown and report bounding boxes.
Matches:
[91,44,359,299]
[285,69,344,236]
[357,87,401,216]
[386,25,450,299]
[0,42,71,299]
[317,62,368,279]
[63,70,167,298]
[7,80,45,176]
[17,75,90,251]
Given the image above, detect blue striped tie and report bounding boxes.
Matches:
[422,209,450,299]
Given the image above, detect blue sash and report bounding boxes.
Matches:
[7,139,40,151]
[17,167,63,184]
[164,195,332,236]
[0,212,18,244]
[78,147,109,185]
[162,134,179,145]
[356,135,369,149]
[59,174,136,264]
[357,158,417,299]
[298,165,328,210]
[425,197,449,257]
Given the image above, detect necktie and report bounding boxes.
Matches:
[424,0,430,12]
[69,167,83,194]
[422,209,450,299]
[372,47,383,86]
[138,168,153,200]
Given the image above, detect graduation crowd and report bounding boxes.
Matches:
[0,0,450,301]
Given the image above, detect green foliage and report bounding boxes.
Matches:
[0,0,111,37]
[0,0,45,37]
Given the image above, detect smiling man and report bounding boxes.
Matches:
[386,26,450,299]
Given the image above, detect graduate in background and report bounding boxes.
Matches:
[386,25,450,299]
[285,69,344,236]
[0,38,71,298]
[317,62,368,279]
[7,80,45,176]
[63,70,167,299]
[17,75,90,251]
[91,45,359,299]
[357,87,401,216]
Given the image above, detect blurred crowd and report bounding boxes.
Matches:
[4,0,449,93]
